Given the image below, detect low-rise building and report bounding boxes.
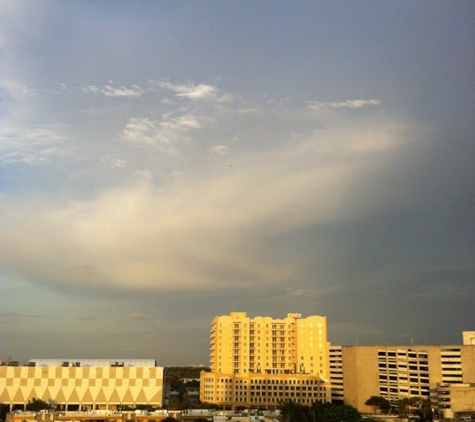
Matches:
[435,383,475,418]
[0,359,164,411]
[201,371,330,408]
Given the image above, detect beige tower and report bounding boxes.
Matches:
[201,312,331,408]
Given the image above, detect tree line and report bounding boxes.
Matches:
[365,396,433,421]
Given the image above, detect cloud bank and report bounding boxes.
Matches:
[85,84,144,98]
[0,116,421,295]
[307,99,381,111]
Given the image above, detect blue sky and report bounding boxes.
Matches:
[0,1,474,365]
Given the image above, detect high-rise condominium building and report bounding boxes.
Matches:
[200,312,331,409]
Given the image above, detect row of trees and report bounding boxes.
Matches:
[280,400,363,422]
[0,400,51,422]
[365,396,433,421]
[25,398,52,411]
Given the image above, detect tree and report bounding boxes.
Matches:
[322,404,361,422]
[409,396,423,412]
[280,400,309,422]
[165,366,209,383]
[0,404,9,422]
[418,398,433,422]
[135,405,155,412]
[25,398,50,411]
[280,401,361,422]
[398,398,410,416]
[365,396,390,414]
[397,397,426,416]
[311,400,332,422]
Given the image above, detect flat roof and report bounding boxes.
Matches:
[28,359,157,367]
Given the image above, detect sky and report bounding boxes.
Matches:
[0,1,474,366]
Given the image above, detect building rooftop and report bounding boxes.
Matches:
[27,358,157,367]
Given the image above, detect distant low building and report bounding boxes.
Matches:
[0,359,164,411]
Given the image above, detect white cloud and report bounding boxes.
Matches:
[2,81,39,96]
[84,84,143,98]
[208,145,228,155]
[121,117,158,145]
[0,121,417,294]
[0,125,65,165]
[159,80,218,100]
[160,113,201,130]
[307,98,381,111]
[136,168,153,179]
[121,113,201,147]
[308,123,409,153]
[101,155,127,169]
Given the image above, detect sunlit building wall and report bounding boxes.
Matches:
[0,359,164,411]
[435,383,475,418]
[328,345,475,414]
[463,331,475,345]
[200,312,331,408]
